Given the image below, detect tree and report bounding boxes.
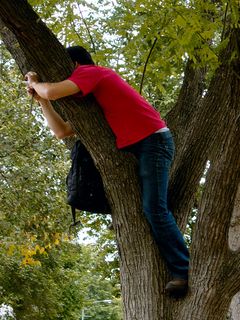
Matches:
[0,1,239,319]
[0,240,121,320]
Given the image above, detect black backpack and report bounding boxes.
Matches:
[66,140,111,227]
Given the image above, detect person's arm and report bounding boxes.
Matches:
[25,71,80,100]
[39,99,75,139]
[27,86,75,139]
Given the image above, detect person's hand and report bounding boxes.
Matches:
[26,86,45,103]
[25,71,39,87]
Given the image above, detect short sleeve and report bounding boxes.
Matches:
[67,65,101,96]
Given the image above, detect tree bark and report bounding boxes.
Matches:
[1,1,240,319]
[166,59,206,152]
[166,60,207,229]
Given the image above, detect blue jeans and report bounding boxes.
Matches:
[123,130,189,279]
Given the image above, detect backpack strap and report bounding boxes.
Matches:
[69,207,82,229]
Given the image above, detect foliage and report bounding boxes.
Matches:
[28,0,233,114]
[0,46,69,254]
[0,241,121,320]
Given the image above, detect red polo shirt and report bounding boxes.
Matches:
[68,65,166,148]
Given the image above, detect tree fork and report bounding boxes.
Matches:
[175,29,240,320]
[168,30,240,228]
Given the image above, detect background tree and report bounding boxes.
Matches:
[0,0,240,319]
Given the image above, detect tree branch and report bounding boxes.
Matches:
[0,18,31,74]
[221,1,229,42]
[76,2,96,54]
[139,37,157,94]
[166,59,206,150]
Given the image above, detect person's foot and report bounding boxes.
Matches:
[166,279,188,297]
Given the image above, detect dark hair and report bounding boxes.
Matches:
[66,46,95,65]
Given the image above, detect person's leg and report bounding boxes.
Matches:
[136,131,189,280]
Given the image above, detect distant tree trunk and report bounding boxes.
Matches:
[0,1,240,319]
[229,184,240,252]
[228,184,240,319]
[229,292,240,320]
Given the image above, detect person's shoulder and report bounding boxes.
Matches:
[75,65,110,73]
[75,64,97,71]
[70,65,100,78]
[75,65,105,69]
[72,65,116,80]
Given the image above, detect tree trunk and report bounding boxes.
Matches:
[1,1,240,319]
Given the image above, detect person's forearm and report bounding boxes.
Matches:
[31,80,80,101]
[31,82,57,100]
[25,71,80,100]
[39,99,74,139]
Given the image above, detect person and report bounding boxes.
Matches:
[25,46,189,295]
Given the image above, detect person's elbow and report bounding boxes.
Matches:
[55,131,67,139]
[54,127,75,140]
[55,131,73,139]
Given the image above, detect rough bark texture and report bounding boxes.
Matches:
[166,59,206,152]
[166,60,207,229]
[1,1,240,319]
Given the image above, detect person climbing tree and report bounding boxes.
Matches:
[25,46,189,296]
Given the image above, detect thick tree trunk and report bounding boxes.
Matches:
[1,1,240,319]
